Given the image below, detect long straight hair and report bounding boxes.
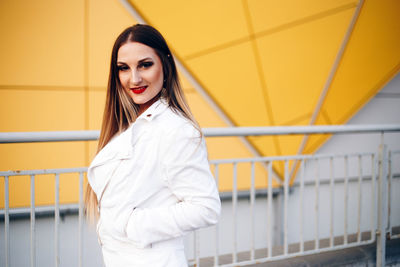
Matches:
[85,24,200,221]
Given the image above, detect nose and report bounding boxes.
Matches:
[130,69,142,85]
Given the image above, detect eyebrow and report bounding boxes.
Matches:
[138,57,153,63]
[117,57,153,65]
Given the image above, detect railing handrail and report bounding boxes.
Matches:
[1,124,400,143]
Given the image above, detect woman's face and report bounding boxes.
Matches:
[117,42,164,114]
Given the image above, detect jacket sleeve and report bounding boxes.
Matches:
[124,122,221,248]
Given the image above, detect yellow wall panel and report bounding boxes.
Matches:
[129,0,249,57]
[0,0,84,86]
[88,89,105,160]
[0,179,4,208]
[0,89,85,131]
[88,89,106,130]
[304,0,400,153]
[319,1,400,125]
[247,136,277,156]
[58,173,81,204]
[277,118,310,156]
[88,141,100,163]
[0,88,87,208]
[5,175,30,208]
[248,0,356,34]
[88,0,136,87]
[0,142,86,171]
[0,0,137,207]
[187,41,270,126]
[186,91,223,128]
[184,85,270,191]
[0,173,86,208]
[0,140,87,208]
[257,8,355,125]
[3,0,399,206]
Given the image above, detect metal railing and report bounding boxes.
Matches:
[202,150,399,267]
[1,168,87,267]
[1,125,400,267]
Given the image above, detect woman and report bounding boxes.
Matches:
[85,24,221,267]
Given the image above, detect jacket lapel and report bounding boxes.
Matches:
[87,99,168,198]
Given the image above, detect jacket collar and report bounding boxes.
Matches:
[88,98,169,170]
[136,98,169,123]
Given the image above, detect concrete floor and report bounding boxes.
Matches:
[196,230,400,267]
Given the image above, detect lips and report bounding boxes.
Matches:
[130,86,147,94]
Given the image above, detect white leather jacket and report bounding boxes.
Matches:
[87,99,221,267]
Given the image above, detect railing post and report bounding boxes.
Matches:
[30,175,36,267]
[274,186,284,247]
[376,143,388,267]
[4,176,10,267]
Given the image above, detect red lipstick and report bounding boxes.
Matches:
[131,86,147,94]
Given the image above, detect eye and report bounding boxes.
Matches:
[117,65,129,71]
[138,61,154,69]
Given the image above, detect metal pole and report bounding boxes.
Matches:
[4,176,10,267]
[232,163,238,263]
[250,162,255,260]
[315,158,320,250]
[214,164,220,267]
[2,125,400,143]
[78,172,84,267]
[329,157,335,247]
[344,156,349,245]
[30,175,36,267]
[376,143,387,267]
[371,154,376,241]
[55,174,60,267]
[194,230,200,267]
[299,160,305,252]
[267,162,273,257]
[283,160,289,255]
[387,151,392,236]
[357,156,362,243]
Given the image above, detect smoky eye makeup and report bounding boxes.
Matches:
[138,61,154,68]
[117,64,129,71]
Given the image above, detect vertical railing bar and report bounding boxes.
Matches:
[195,230,200,267]
[267,161,273,258]
[192,231,196,266]
[30,175,36,267]
[299,159,305,253]
[387,151,392,236]
[371,154,376,241]
[329,157,335,247]
[250,162,255,261]
[344,156,348,245]
[192,230,200,267]
[232,163,238,263]
[4,176,10,267]
[55,173,60,267]
[315,158,320,250]
[357,155,362,243]
[214,164,220,267]
[376,140,387,267]
[78,172,84,267]
[283,160,289,255]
